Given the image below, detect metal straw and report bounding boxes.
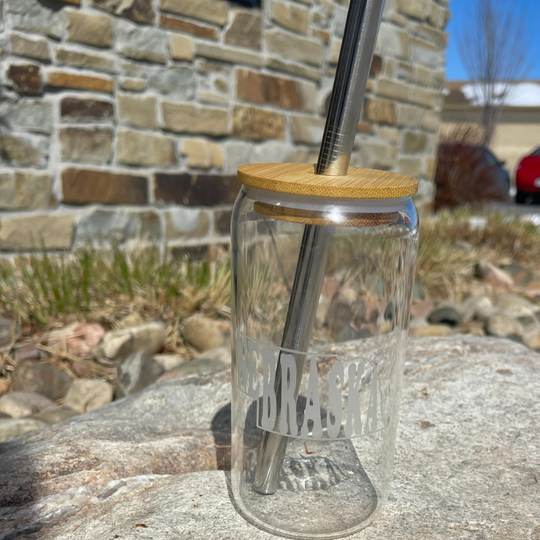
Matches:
[253,0,388,495]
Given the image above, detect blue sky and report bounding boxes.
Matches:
[446,0,540,81]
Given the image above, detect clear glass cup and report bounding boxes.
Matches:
[230,170,419,539]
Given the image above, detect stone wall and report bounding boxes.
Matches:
[0,0,449,254]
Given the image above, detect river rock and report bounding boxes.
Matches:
[64,379,114,413]
[0,391,55,418]
[49,323,106,357]
[153,353,187,371]
[486,313,525,341]
[410,300,434,320]
[0,418,48,442]
[94,322,166,363]
[11,360,72,400]
[492,293,540,318]
[14,343,41,362]
[409,324,453,337]
[0,337,538,539]
[461,295,494,323]
[159,356,228,382]
[115,351,164,398]
[0,316,17,348]
[427,303,463,327]
[32,405,80,425]
[475,261,513,288]
[0,378,10,396]
[183,316,224,352]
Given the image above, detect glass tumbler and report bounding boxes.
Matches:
[230,163,419,539]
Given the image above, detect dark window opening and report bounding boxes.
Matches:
[229,0,262,7]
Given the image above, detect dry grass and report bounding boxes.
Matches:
[417,209,540,298]
[0,244,231,331]
[0,209,539,330]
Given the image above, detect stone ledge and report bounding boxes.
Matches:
[0,337,537,538]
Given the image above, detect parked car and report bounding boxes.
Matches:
[516,147,540,204]
[434,143,510,210]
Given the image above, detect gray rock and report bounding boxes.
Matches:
[486,313,525,341]
[0,99,53,134]
[0,316,17,348]
[461,296,494,323]
[14,343,41,362]
[115,351,164,398]
[64,379,114,413]
[183,316,224,352]
[11,360,72,400]
[0,370,231,508]
[162,356,228,381]
[32,405,80,425]
[0,391,55,418]
[153,353,186,371]
[412,282,425,300]
[501,262,538,286]
[94,322,166,363]
[492,293,540,318]
[427,304,463,327]
[0,417,47,442]
[475,261,514,288]
[116,20,168,64]
[5,0,65,39]
[147,66,196,98]
[0,337,538,539]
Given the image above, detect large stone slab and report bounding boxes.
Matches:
[0,337,538,539]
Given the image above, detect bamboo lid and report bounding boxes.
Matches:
[237,163,418,200]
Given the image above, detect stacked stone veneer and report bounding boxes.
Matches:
[0,0,449,254]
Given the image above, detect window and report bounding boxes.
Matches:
[532,148,540,157]
[229,0,261,7]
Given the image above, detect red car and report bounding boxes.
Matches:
[516,147,540,204]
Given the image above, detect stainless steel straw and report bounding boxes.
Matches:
[253,0,388,495]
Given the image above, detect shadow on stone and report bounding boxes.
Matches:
[211,402,232,470]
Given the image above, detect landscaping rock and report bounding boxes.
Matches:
[32,405,80,425]
[64,379,114,413]
[409,324,453,337]
[0,418,47,442]
[0,379,10,396]
[412,281,425,300]
[118,312,145,329]
[153,353,187,371]
[49,323,106,357]
[325,289,356,337]
[427,304,462,327]
[475,261,513,288]
[115,351,164,398]
[410,300,434,320]
[461,295,494,323]
[183,316,224,352]
[11,360,72,401]
[486,313,525,341]
[14,343,41,362]
[501,262,538,286]
[492,293,540,318]
[160,358,225,381]
[94,322,166,363]
[463,321,486,337]
[526,333,540,351]
[0,316,17,348]
[0,391,55,418]
[409,317,429,329]
[0,337,538,539]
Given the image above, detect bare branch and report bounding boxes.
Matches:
[457,0,534,146]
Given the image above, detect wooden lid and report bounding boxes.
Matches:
[238,163,418,200]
